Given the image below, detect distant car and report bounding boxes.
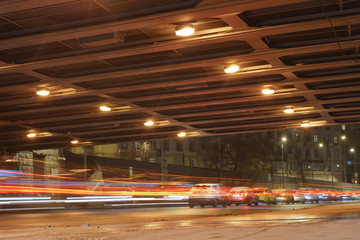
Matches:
[298,188,319,203]
[252,188,277,205]
[340,191,355,201]
[188,183,227,208]
[291,190,306,203]
[226,187,259,206]
[272,188,294,204]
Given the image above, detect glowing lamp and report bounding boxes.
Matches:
[224,64,240,74]
[100,105,111,112]
[36,87,50,96]
[175,24,195,36]
[144,120,154,127]
[262,87,275,95]
[177,132,186,137]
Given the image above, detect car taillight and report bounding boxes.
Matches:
[227,192,232,196]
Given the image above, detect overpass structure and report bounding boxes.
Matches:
[0,0,360,150]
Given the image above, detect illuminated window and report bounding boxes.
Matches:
[313,134,318,142]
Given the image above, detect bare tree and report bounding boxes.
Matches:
[135,141,155,162]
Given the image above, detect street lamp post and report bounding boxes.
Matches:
[331,165,334,188]
[281,137,287,188]
[341,135,346,182]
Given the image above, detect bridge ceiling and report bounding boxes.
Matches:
[1,0,360,150]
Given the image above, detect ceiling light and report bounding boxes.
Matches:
[175,24,195,36]
[261,87,275,95]
[283,106,294,114]
[100,105,111,112]
[71,139,79,144]
[144,120,154,127]
[27,132,37,138]
[301,121,311,127]
[36,87,50,96]
[177,132,186,137]
[224,64,240,74]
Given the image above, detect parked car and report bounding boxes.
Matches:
[272,188,294,204]
[188,183,227,208]
[226,187,259,206]
[252,187,277,205]
[298,188,319,203]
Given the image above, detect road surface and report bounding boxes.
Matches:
[0,202,359,239]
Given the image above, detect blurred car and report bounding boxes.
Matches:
[252,187,277,205]
[298,188,319,203]
[272,188,294,204]
[340,191,355,201]
[317,190,341,201]
[188,183,227,208]
[225,187,259,206]
[291,190,306,203]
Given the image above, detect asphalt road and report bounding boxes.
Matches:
[0,201,359,239]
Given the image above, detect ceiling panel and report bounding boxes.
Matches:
[0,0,360,150]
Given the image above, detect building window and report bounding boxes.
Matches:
[189,141,196,152]
[314,149,319,158]
[163,140,170,151]
[135,141,141,148]
[135,157,141,161]
[342,124,346,131]
[314,162,324,171]
[287,132,292,140]
[326,149,331,159]
[334,136,338,144]
[296,133,301,142]
[190,159,194,167]
[334,149,339,159]
[290,162,298,170]
[225,144,231,152]
[296,148,302,157]
[313,134,318,143]
[176,141,183,151]
[119,142,127,149]
[306,149,311,159]
[325,136,330,143]
[305,134,311,142]
[287,145,293,154]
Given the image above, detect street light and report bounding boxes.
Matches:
[281,137,287,188]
